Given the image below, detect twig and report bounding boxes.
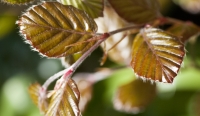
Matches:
[42,33,110,89]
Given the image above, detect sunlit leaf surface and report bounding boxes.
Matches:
[17,2,97,58]
[46,78,81,116]
[28,83,48,114]
[59,0,104,18]
[131,27,185,83]
[2,0,34,4]
[113,79,156,114]
[167,22,200,43]
[107,0,161,24]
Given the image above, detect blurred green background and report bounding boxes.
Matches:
[0,1,200,116]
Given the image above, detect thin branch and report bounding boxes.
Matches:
[42,68,70,89]
[42,33,110,89]
[42,24,143,89]
[109,25,144,35]
[107,33,127,51]
[100,33,127,66]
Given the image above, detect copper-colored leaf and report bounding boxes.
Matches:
[28,83,48,114]
[46,78,81,116]
[59,0,104,18]
[107,0,161,24]
[167,22,200,43]
[131,27,185,83]
[17,2,97,58]
[113,79,156,114]
[2,0,34,4]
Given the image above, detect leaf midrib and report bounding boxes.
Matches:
[23,23,96,36]
[142,29,167,81]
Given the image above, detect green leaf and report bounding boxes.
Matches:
[107,0,161,24]
[17,1,98,58]
[131,27,185,83]
[2,0,34,4]
[28,83,48,114]
[46,78,81,116]
[167,21,200,43]
[193,93,200,116]
[174,67,200,90]
[0,13,17,38]
[113,79,156,114]
[59,0,104,18]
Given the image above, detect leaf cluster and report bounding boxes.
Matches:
[3,0,200,115]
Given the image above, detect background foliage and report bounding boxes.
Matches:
[0,0,200,116]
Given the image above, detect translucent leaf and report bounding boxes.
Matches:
[74,77,93,112]
[107,0,161,24]
[113,79,156,114]
[131,27,185,83]
[2,0,34,4]
[28,83,48,114]
[17,2,97,58]
[46,78,81,116]
[59,0,104,18]
[95,6,133,64]
[167,22,200,43]
[173,0,200,14]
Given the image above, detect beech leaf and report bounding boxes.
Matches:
[131,27,185,83]
[17,1,98,58]
[46,78,81,116]
[59,0,104,18]
[113,79,156,114]
[107,0,161,24]
[167,21,200,43]
[28,83,48,114]
[2,0,34,5]
[95,6,133,64]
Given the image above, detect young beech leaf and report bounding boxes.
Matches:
[107,0,161,24]
[167,22,200,43]
[17,1,97,58]
[113,79,156,114]
[28,83,48,114]
[95,6,133,64]
[131,27,185,83]
[59,0,104,18]
[2,0,34,5]
[46,78,81,116]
